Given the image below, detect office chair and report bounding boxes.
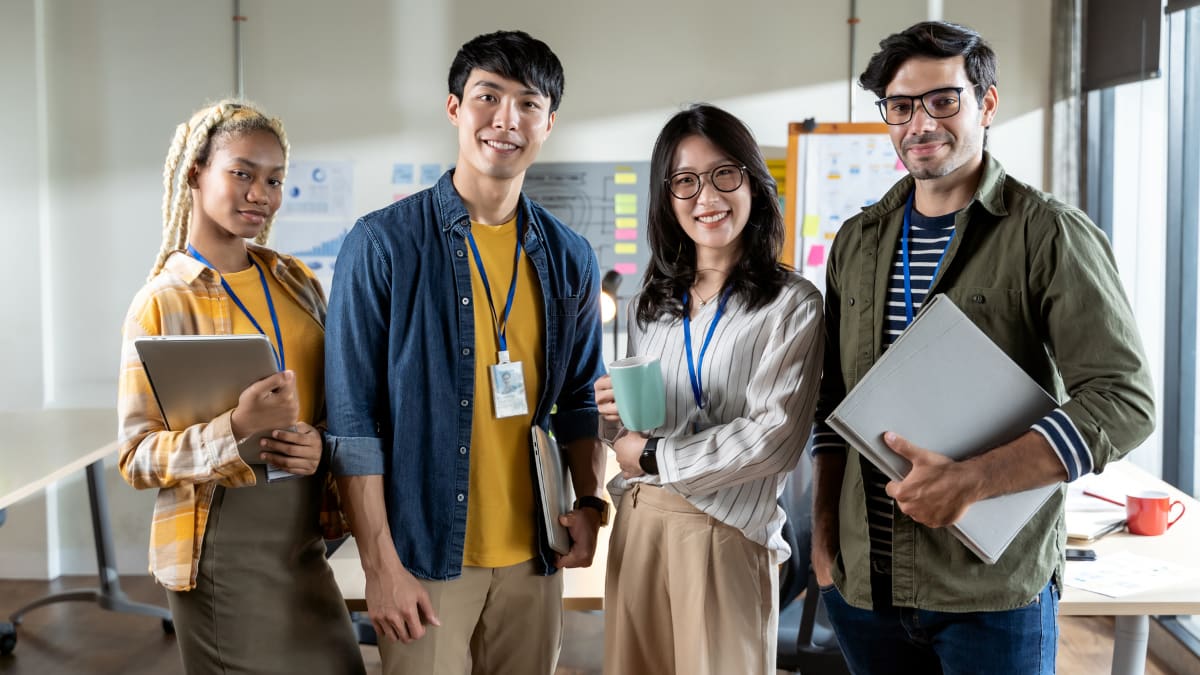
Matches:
[776,453,851,675]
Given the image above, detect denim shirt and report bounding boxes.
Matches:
[325,170,605,580]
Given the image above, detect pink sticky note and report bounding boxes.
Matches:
[614,229,638,241]
[894,157,905,171]
[807,244,826,267]
[614,263,638,276]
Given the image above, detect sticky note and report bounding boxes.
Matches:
[615,243,638,255]
[614,172,637,185]
[614,194,638,215]
[392,163,414,184]
[802,215,820,238]
[419,163,441,184]
[614,263,638,275]
[614,229,638,241]
[807,244,826,267]
[615,217,638,229]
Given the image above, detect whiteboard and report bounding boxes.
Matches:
[786,123,908,297]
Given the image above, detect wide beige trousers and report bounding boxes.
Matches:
[604,484,779,675]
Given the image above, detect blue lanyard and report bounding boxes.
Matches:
[465,211,523,356]
[682,287,732,410]
[901,191,956,324]
[187,245,286,371]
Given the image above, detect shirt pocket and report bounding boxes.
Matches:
[547,296,580,372]
[943,286,1026,357]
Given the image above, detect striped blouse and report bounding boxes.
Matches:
[606,273,824,562]
[116,246,346,591]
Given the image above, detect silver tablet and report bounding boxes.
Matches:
[134,334,279,464]
[531,425,574,555]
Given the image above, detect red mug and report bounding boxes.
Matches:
[1126,490,1186,536]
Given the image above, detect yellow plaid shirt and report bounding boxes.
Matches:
[117,245,346,591]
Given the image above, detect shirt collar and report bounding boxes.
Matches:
[859,151,1009,223]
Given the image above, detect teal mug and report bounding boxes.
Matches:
[608,355,666,432]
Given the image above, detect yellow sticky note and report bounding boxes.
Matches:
[614,194,638,215]
[614,172,637,185]
[614,242,638,255]
[802,215,820,238]
[615,217,638,229]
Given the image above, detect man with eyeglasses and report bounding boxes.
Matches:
[810,21,1154,675]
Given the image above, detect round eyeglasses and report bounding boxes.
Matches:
[666,164,747,200]
[874,87,966,126]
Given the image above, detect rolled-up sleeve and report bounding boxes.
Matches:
[325,218,391,476]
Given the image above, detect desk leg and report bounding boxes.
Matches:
[8,460,171,631]
[1111,615,1149,675]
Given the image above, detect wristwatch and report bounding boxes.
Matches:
[574,496,610,526]
[639,436,660,476]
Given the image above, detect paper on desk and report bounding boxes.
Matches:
[1065,551,1199,598]
[1066,469,1149,512]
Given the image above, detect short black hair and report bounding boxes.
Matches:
[859,21,997,101]
[448,30,565,113]
[636,104,789,326]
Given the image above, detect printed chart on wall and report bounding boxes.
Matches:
[271,159,452,293]
[270,160,356,293]
[786,122,908,297]
[522,162,651,320]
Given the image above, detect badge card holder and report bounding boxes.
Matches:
[489,350,528,418]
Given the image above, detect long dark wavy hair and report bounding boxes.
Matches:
[635,104,790,327]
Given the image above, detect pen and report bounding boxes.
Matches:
[1083,490,1126,508]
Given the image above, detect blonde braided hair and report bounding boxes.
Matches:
[149,99,290,280]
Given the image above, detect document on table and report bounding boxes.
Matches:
[1065,551,1199,597]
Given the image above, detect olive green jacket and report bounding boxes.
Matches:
[819,153,1155,611]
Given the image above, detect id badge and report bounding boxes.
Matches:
[489,358,528,418]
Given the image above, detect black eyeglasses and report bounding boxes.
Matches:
[875,87,966,125]
[666,164,747,200]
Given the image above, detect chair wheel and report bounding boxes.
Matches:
[0,623,16,656]
[162,618,175,635]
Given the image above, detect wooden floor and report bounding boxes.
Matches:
[0,576,1182,674]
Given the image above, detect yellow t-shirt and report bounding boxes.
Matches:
[221,251,324,425]
[462,216,545,568]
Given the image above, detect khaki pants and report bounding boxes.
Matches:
[604,484,779,675]
[379,559,563,675]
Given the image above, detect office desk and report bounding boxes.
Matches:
[1059,460,1200,675]
[0,409,171,656]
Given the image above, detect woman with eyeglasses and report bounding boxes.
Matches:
[593,104,824,674]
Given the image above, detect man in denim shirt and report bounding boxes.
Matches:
[810,21,1154,675]
[325,31,607,675]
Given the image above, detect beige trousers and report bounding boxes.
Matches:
[604,484,779,675]
[378,559,563,675]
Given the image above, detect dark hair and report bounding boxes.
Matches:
[859,21,997,101]
[635,104,789,327]
[448,30,565,113]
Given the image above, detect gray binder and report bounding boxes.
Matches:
[826,294,1058,564]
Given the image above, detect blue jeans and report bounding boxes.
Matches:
[821,576,1059,675]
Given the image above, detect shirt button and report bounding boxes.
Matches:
[462,347,470,356]
[460,399,469,407]
[461,297,470,306]
[972,294,986,304]
[456,249,465,257]
[848,298,856,306]
[459,446,467,455]
[457,493,465,502]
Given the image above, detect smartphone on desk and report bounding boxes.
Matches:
[1066,548,1097,562]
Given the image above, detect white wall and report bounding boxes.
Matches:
[1,0,1056,576]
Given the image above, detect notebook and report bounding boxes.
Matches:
[531,425,574,555]
[134,335,290,475]
[826,294,1059,564]
[1065,512,1126,542]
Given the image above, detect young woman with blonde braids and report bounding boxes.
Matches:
[117,100,364,674]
